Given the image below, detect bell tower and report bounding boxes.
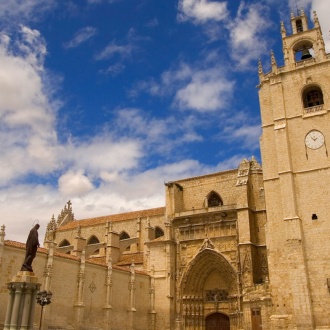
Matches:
[258,10,330,329]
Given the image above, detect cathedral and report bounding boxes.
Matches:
[0,10,329,330]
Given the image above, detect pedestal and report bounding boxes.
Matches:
[4,271,41,330]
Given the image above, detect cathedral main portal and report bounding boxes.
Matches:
[205,313,230,330]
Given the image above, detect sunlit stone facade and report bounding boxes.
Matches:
[1,10,330,330]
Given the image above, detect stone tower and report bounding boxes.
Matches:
[258,10,330,329]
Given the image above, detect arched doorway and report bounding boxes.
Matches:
[205,313,230,330]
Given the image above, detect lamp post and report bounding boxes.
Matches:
[36,290,52,330]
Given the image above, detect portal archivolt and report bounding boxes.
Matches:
[178,245,238,329]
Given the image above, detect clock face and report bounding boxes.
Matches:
[305,130,325,149]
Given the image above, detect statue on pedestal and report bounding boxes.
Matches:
[21,224,40,272]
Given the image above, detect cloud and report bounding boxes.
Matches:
[58,170,94,196]
[100,63,126,76]
[0,0,55,24]
[175,68,234,112]
[64,26,97,49]
[0,26,58,185]
[229,3,270,68]
[310,0,330,52]
[95,41,133,60]
[132,60,234,113]
[108,108,204,156]
[0,156,238,243]
[63,137,142,175]
[178,0,229,24]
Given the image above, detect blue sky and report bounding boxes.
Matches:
[0,0,329,243]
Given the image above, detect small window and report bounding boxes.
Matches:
[119,231,130,240]
[87,235,100,245]
[296,19,303,32]
[205,289,229,302]
[59,239,70,247]
[155,226,164,239]
[208,192,223,207]
[303,86,324,108]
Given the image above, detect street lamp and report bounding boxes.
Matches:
[36,290,52,330]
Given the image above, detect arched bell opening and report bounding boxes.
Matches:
[293,40,314,62]
[179,247,239,329]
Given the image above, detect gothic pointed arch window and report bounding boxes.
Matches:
[207,191,223,207]
[302,85,324,109]
[59,239,70,247]
[119,231,131,251]
[87,235,100,245]
[155,226,164,239]
[87,235,100,255]
[58,239,71,254]
[119,231,130,240]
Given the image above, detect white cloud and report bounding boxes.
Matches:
[310,0,330,53]
[178,0,229,24]
[95,42,133,60]
[58,171,94,197]
[229,3,270,68]
[0,0,55,24]
[131,62,234,112]
[64,137,142,175]
[0,27,58,184]
[64,26,97,49]
[288,0,312,9]
[175,68,234,112]
[0,157,237,243]
[101,63,126,75]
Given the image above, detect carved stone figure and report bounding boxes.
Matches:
[21,224,40,272]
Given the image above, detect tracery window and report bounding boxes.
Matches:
[155,226,164,239]
[205,289,229,302]
[208,192,223,207]
[303,86,324,108]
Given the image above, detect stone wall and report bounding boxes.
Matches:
[0,241,151,330]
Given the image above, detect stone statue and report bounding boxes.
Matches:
[21,224,40,272]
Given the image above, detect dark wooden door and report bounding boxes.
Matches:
[251,309,262,330]
[205,313,230,330]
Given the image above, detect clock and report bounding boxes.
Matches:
[305,130,325,149]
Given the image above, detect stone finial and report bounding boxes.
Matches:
[0,225,5,243]
[290,10,294,18]
[258,59,263,75]
[57,201,75,227]
[271,50,277,66]
[281,21,286,37]
[313,11,320,28]
[250,156,262,171]
[300,8,305,16]
[47,215,56,231]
